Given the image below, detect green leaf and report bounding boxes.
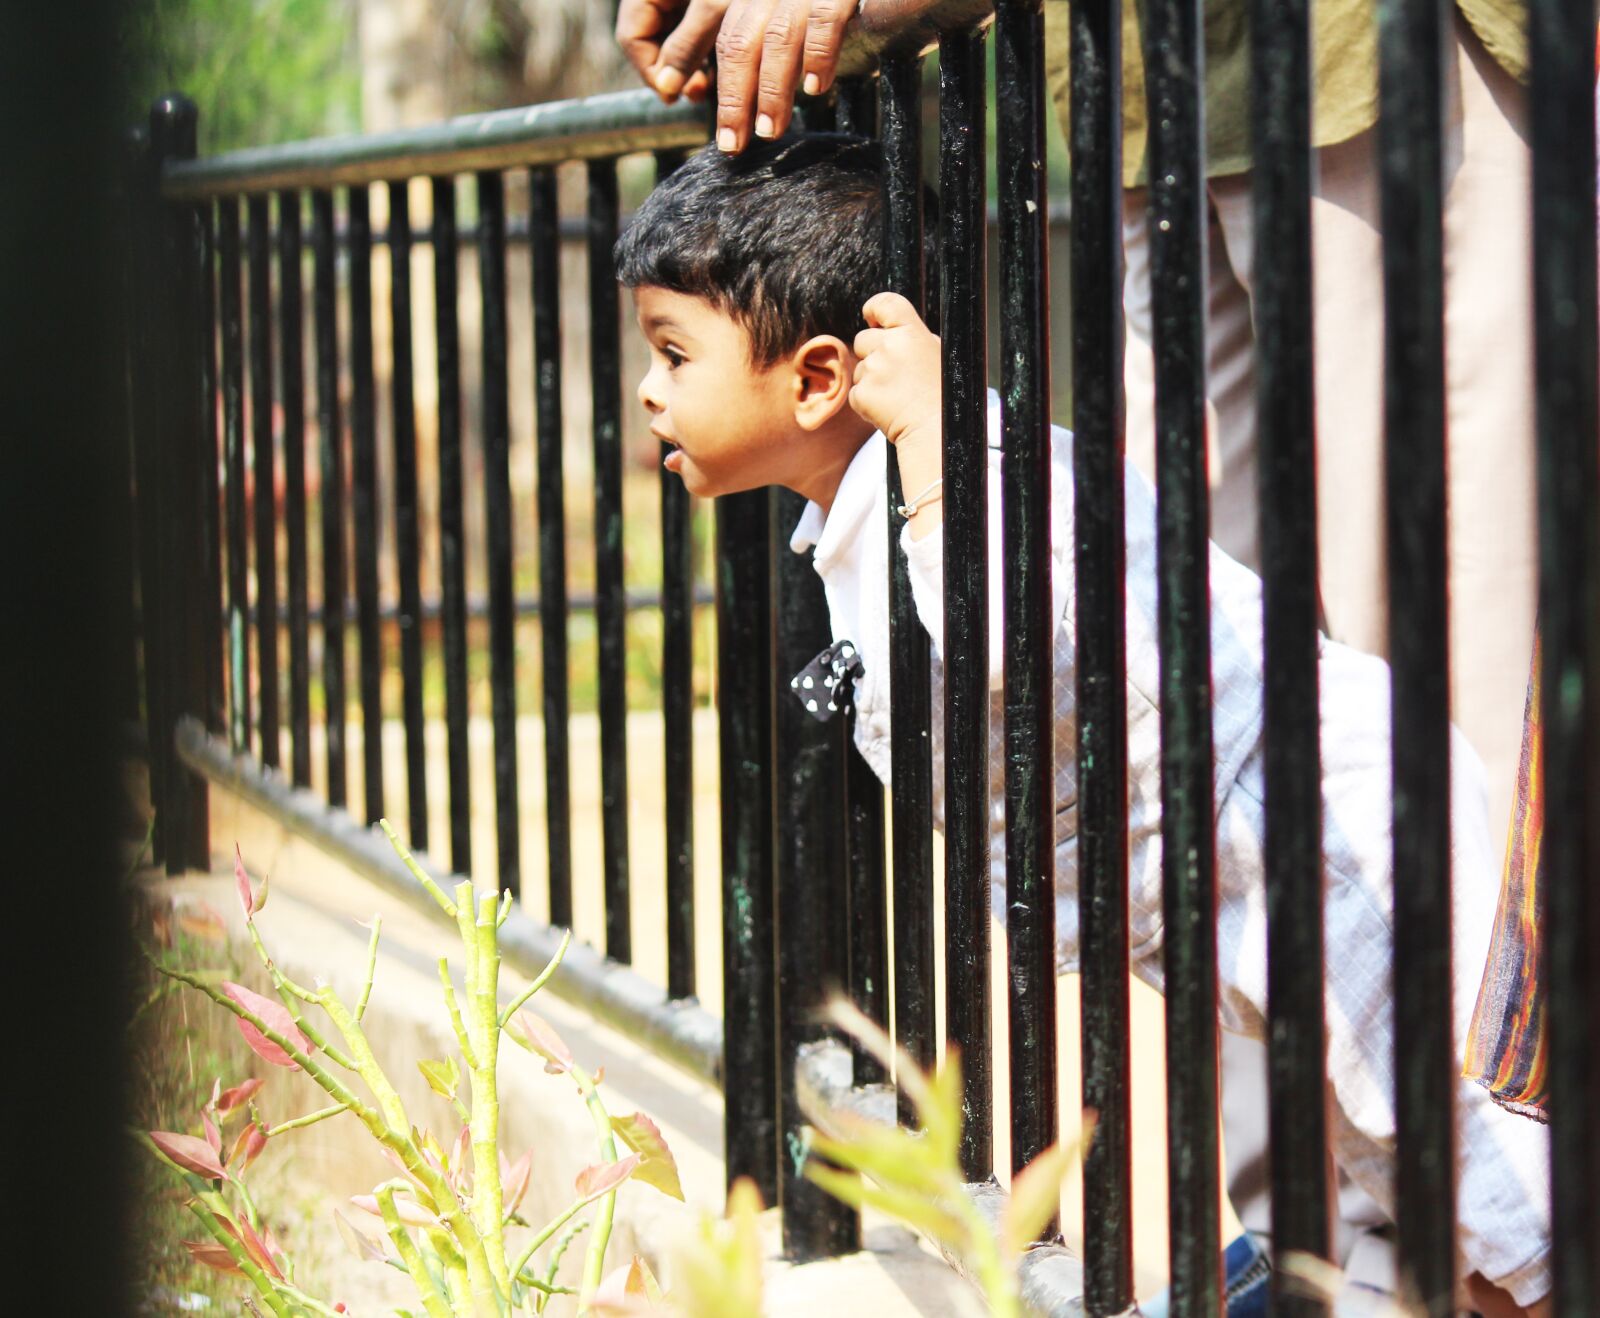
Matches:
[417,1058,460,1102]
[999,1143,1071,1256]
[610,1112,685,1201]
[805,1165,970,1249]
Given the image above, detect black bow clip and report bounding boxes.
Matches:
[789,639,864,722]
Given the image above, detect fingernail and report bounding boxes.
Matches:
[803,73,821,96]
[654,67,684,97]
[754,113,775,139]
[717,127,736,153]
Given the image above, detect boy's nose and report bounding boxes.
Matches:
[637,364,665,414]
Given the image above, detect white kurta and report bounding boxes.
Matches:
[788,394,1552,1304]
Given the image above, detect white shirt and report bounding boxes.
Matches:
[790,395,1552,1304]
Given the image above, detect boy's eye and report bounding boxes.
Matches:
[662,345,685,369]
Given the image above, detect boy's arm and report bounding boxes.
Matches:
[850,292,943,540]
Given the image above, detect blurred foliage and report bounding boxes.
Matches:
[121,0,360,153]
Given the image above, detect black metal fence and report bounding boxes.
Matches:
[124,0,1599,1314]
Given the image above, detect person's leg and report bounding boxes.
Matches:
[1122,188,1260,573]
[1216,15,1535,833]
[1436,12,1538,835]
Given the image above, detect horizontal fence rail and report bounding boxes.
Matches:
[124,0,1596,1305]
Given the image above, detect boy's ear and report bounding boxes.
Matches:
[789,335,854,431]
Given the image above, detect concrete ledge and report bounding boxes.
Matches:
[176,716,723,1084]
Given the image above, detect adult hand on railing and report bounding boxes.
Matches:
[615,0,859,153]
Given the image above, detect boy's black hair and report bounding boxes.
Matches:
[615,132,891,368]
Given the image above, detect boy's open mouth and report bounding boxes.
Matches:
[654,432,685,472]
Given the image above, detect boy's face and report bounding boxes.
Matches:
[632,286,796,499]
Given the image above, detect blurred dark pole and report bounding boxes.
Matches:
[0,1,131,1314]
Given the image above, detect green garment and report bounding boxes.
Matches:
[1043,0,1528,188]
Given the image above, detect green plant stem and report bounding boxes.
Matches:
[379,1185,454,1318]
[135,1135,293,1318]
[355,916,382,1021]
[244,917,358,1071]
[570,1064,621,1306]
[439,956,479,1069]
[464,885,511,1295]
[380,817,458,918]
[497,889,513,927]
[509,1199,589,1284]
[184,1192,295,1317]
[156,956,493,1306]
[315,983,499,1308]
[264,1102,349,1137]
[534,1220,589,1315]
[496,929,571,1027]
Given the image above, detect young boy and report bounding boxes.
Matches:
[615,134,1552,1311]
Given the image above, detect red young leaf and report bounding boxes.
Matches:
[229,1121,268,1173]
[201,1110,222,1157]
[183,1239,244,1276]
[222,982,313,1069]
[335,1306,347,1314]
[217,1077,265,1113]
[235,1215,284,1279]
[150,1130,227,1180]
[610,1112,685,1201]
[503,1149,534,1215]
[574,1153,640,1205]
[234,844,255,919]
[508,1011,573,1074]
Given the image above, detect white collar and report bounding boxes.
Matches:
[787,431,886,573]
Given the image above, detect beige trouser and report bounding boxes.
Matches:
[1122,11,1537,844]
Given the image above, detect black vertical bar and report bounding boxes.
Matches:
[880,53,938,1115]
[197,205,226,738]
[279,192,312,789]
[389,179,428,849]
[1530,1,1600,1312]
[775,487,861,1260]
[478,169,521,898]
[653,148,696,998]
[1376,0,1454,1309]
[219,196,252,760]
[349,184,384,825]
[813,93,891,1082]
[588,158,632,962]
[717,489,779,1203]
[845,727,889,1086]
[433,175,471,873]
[995,0,1057,1195]
[938,22,993,1183]
[835,75,879,137]
[1251,0,1329,1305]
[311,189,346,809]
[1142,0,1222,1303]
[147,96,209,871]
[130,146,170,865]
[530,166,571,921]
[247,193,280,772]
[1071,0,1134,1302]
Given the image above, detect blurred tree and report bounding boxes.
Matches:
[123,0,361,153]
